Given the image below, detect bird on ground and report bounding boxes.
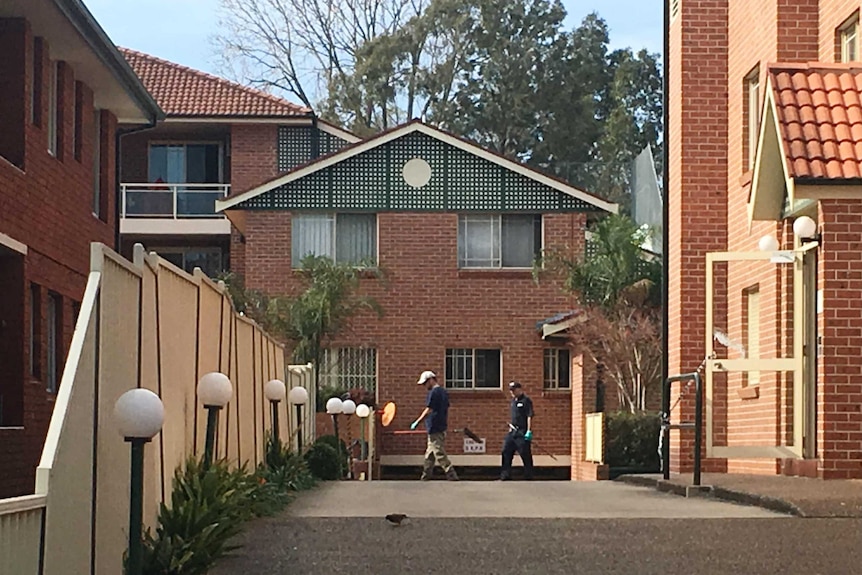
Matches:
[385,513,409,526]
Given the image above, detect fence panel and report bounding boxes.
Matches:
[138,252,163,525]
[234,318,256,467]
[195,273,224,457]
[0,495,45,575]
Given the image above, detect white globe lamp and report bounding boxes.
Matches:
[758,235,780,252]
[264,379,286,402]
[793,216,818,240]
[326,397,344,415]
[355,404,371,418]
[342,399,357,415]
[114,388,164,440]
[197,372,232,408]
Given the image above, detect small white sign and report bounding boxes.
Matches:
[463,437,486,454]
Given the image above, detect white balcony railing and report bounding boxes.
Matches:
[121,183,230,219]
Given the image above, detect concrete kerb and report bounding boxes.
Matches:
[615,475,802,516]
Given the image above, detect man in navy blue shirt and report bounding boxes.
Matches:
[410,370,459,481]
[500,381,534,480]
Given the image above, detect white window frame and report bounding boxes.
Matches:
[543,348,571,389]
[320,347,377,393]
[840,13,860,62]
[291,212,378,268]
[47,61,59,156]
[457,214,542,269]
[746,68,760,170]
[444,348,502,390]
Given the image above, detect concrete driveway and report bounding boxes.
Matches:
[285,480,781,519]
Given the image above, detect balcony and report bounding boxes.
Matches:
[120,183,232,236]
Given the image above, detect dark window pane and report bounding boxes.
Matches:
[336,214,376,264]
[475,349,501,388]
[558,349,571,388]
[501,215,540,267]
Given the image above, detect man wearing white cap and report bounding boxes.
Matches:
[410,370,459,481]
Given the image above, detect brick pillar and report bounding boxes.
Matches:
[570,354,608,480]
[817,200,862,479]
[668,0,729,473]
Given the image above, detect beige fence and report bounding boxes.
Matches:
[0,242,308,575]
[585,413,604,464]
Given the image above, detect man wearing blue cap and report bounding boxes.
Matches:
[410,370,459,481]
[500,381,534,480]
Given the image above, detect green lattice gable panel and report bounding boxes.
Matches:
[244,131,599,211]
[277,126,353,172]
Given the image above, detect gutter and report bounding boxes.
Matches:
[114,122,159,251]
[661,0,671,479]
[53,0,163,122]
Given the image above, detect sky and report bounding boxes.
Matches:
[85,0,662,82]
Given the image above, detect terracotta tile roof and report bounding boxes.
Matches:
[770,62,862,179]
[119,48,311,118]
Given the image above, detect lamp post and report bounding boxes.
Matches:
[356,403,370,461]
[197,372,232,469]
[325,397,344,478]
[114,388,165,575]
[341,400,356,479]
[264,379,286,443]
[288,385,309,453]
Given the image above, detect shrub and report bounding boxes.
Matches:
[304,442,342,480]
[314,434,348,476]
[604,411,661,470]
[260,433,316,493]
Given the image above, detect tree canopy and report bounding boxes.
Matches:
[214,0,662,204]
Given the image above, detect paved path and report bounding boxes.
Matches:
[207,482,862,575]
[285,481,780,518]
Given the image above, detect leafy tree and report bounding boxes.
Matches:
[537,213,661,309]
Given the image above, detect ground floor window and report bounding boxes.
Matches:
[543,348,571,389]
[445,348,501,389]
[320,347,377,393]
[158,246,224,278]
[46,292,62,393]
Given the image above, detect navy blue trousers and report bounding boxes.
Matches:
[501,431,534,479]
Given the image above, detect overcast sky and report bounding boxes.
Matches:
[85,0,662,79]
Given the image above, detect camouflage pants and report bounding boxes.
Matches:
[423,432,454,475]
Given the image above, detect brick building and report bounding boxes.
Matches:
[218,120,617,471]
[0,0,161,497]
[116,49,359,276]
[670,0,862,478]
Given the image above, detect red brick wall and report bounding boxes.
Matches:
[668,0,730,474]
[0,23,118,497]
[243,210,585,458]
[817,200,862,479]
[230,124,278,195]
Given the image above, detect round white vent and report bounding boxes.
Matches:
[402,158,432,188]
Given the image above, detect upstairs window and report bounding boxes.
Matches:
[445,348,501,389]
[47,61,59,156]
[458,214,542,268]
[744,66,760,171]
[839,12,860,62]
[148,143,221,183]
[291,213,377,267]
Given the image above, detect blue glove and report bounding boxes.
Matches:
[524,430,533,441]
[410,421,419,430]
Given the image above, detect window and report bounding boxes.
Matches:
[31,38,43,126]
[743,286,760,387]
[46,293,62,393]
[47,61,59,156]
[320,348,377,392]
[458,214,541,268]
[148,143,221,184]
[158,247,224,277]
[543,348,571,389]
[744,67,760,171]
[73,81,83,161]
[839,13,860,62]
[291,213,377,267]
[29,284,41,379]
[93,110,102,218]
[445,348,501,389]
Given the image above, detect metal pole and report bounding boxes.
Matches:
[662,378,671,480]
[295,404,303,453]
[360,417,367,461]
[271,400,280,443]
[693,373,703,486]
[204,406,219,469]
[127,438,146,575]
[332,414,342,479]
[661,0,671,484]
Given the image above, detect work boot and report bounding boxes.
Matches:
[445,469,460,481]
